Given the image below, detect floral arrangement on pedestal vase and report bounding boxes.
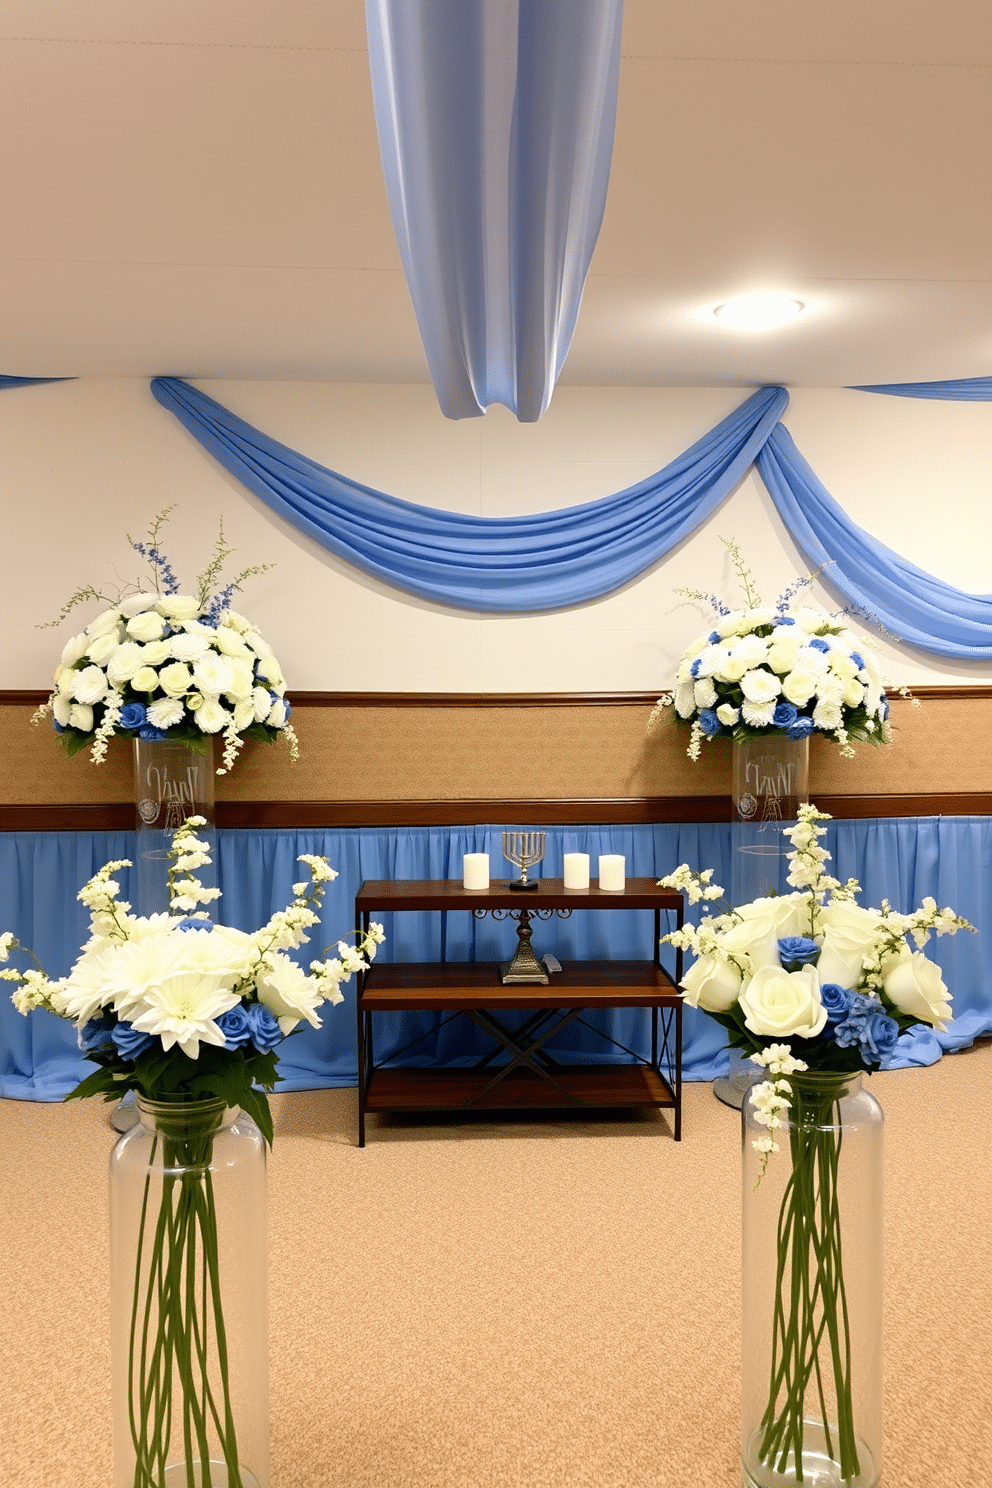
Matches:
[2,818,384,1488]
[659,806,974,1488]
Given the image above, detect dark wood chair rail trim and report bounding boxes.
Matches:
[3,792,989,833]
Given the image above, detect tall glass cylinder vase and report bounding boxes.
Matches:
[109,1098,269,1488]
[715,735,810,1108]
[741,1073,883,1488]
[133,738,217,917]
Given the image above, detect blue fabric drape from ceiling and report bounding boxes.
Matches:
[2,820,989,1101]
[0,376,69,388]
[364,0,624,421]
[151,376,992,657]
[852,377,992,400]
[755,423,992,660]
[151,377,788,612]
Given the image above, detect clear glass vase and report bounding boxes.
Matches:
[133,738,217,916]
[741,1072,884,1488]
[109,1097,269,1488]
[717,735,811,1109]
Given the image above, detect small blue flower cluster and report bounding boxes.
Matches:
[204,582,238,627]
[822,986,899,1062]
[129,541,181,595]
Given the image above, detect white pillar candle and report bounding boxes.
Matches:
[563,852,590,889]
[463,852,490,890]
[598,854,625,892]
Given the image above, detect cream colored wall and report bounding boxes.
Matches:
[1,378,989,692]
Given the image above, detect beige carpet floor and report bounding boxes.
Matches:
[3,1043,991,1488]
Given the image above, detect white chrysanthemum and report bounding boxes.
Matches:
[256,952,324,1034]
[166,924,254,979]
[794,645,830,676]
[813,698,844,730]
[170,633,211,663]
[741,698,777,728]
[192,652,234,695]
[233,698,255,731]
[147,696,185,729]
[60,632,89,667]
[740,668,782,703]
[842,678,866,709]
[693,678,717,710]
[693,644,729,679]
[73,665,109,705]
[60,942,126,1024]
[156,595,200,621]
[194,697,232,734]
[106,642,146,685]
[85,608,122,639]
[129,972,242,1058]
[766,638,801,674]
[126,610,166,643]
[252,685,272,722]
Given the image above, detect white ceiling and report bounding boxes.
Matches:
[1,0,990,390]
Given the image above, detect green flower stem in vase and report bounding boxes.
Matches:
[741,1073,883,1488]
[110,1098,269,1488]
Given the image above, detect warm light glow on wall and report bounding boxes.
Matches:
[712,293,806,330]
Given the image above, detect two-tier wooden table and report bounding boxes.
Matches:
[353,878,685,1146]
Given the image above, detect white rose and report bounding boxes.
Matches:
[244,630,273,658]
[730,634,769,668]
[118,592,161,618]
[60,632,89,667]
[130,666,159,693]
[126,610,166,643]
[140,639,173,666]
[716,703,740,726]
[716,655,749,683]
[791,608,831,633]
[158,662,193,697]
[55,666,77,696]
[233,698,255,731]
[193,697,232,734]
[73,665,109,705]
[69,703,94,732]
[87,630,122,666]
[253,686,273,722]
[170,633,210,663]
[720,913,782,971]
[53,694,73,726]
[224,661,254,701]
[106,641,145,685]
[693,677,718,710]
[737,893,811,941]
[212,625,253,660]
[828,651,859,681]
[254,654,284,687]
[816,902,883,988]
[740,668,782,703]
[781,670,818,706]
[85,608,122,639]
[881,946,952,1031]
[680,954,743,1013]
[842,679,866,709]
[739,964,827,1039]
[766,638,802,674]
[674,681,696,718]
[266,698,288,728]
[156,595,200,621]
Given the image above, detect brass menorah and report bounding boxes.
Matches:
[502,831,545,890]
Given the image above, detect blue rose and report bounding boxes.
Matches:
[850,651,866,671]
[245,1002,283,1053]
[819,982,853,1023]
[217,1005,253,1050]
[772,701,799,729]
[111,1021,155,1059]
[786,716,815,739]
[777,936,819,970]
[808,636,831,653]
[698,708,721,737]
[138,724,168,741]
[120,701,147,731]
[78,1014,116,1052]
[862,1009,899,1062]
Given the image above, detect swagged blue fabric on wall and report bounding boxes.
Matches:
[151,377,788,611]
[364,0,624,421]
[151,376,992,658]
[852,377,992,401]
[2,819,989,1100]
[0,376,70,388]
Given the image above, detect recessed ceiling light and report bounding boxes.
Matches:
[712,293,806,330]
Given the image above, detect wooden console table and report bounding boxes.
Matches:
[354,878,685,1146]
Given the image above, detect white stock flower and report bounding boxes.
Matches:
[126,610,166,642]
[106,641,146,684]
[739,963,827,1039]
[158,662,193,697]
[881,946,953,1031]
[256,953,325,1034]
[680,954,743,1013]
[193,697,232,734]
[157,595,200,621]
[73,665,109,705]
[146,696,185,728]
